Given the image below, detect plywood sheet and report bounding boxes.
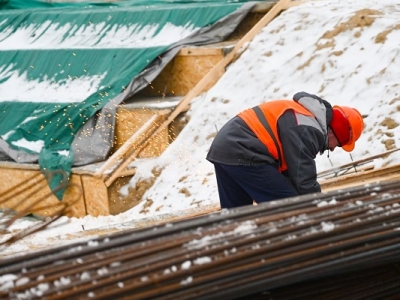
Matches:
[113,108,170,158]
[0,167,86,218]
[81,175,110,216]
[137,52,225,97]
[53,175,86,218]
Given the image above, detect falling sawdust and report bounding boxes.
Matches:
[115,112,191,214]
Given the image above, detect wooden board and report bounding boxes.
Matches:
[178,47,227,56]
[81,175,110,216]
[113,107,170,158]
[136,51,226,97]
[0,162,115,217]
[0,167,86,218]
[131,2,278,98]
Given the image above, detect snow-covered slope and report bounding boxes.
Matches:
[128,0,400,216]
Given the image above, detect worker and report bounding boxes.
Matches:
[206,91,363,209]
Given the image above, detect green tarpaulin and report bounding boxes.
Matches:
[0,0,260,198]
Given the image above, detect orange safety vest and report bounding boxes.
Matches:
[238,100,314,172]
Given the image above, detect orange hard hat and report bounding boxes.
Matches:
[331,105,364,152]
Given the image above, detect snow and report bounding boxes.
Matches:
[181,260,192,270]
[11,138,44,153]
[0,71,106,103]
[321,221,335,232]
[0,21,198,50]
[0,13,203,105]
[317,198,337,207]
[193,256,212,265]
[2,0,400,257]
[180,276,193,285]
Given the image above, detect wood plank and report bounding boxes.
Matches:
[94,114,159,177]
[81,175,110,216]
[177,47,226,57]
[138,52,226,97]
[0,161,40,170]
[57,175,86,218]
[0,167,86,218]
[104,117,162,187]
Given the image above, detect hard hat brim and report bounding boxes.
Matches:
[342,141,355,152]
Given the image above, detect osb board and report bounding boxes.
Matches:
[113,108,170,158]
[57,175,86,218]
[0,168,86,218]
[108,175,136,215]
[134,3,276,98]
[81,175,109,216]
[136,53,225,97]
[178,47,226,56]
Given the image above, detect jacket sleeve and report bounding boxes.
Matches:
[278,110,325,195]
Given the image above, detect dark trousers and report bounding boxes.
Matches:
[213,163,299,209]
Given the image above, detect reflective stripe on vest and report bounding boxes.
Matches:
[238,100,314,171]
